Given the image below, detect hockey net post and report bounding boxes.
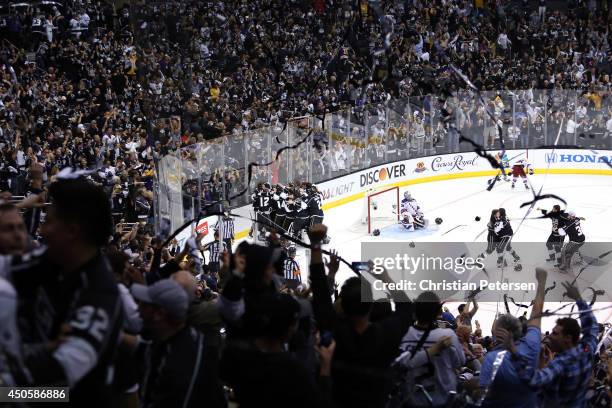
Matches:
[364,186,400,234]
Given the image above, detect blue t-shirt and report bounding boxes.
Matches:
[441,311,456,327]
[480,326,541,408]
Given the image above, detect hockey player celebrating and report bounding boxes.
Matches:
[249,182,272,239]
[400,191,425,230]
[291,188,310,239]
[494,208,522,270]
[538,205,566,264]
[307,184,324,227]
[270,184,288,232]
[511,158,533,190]
[488,152,510,185]
[558,211,586,272]
[476,209,500,261]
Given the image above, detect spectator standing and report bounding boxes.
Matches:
[308,225,413,408]
[393,291,465,408]
[479,268,548,407]
[0,178,123,407]
[220,292,334,408]
[457,297,479,330]
[528,281,599,407]
[131,278,226,408]
[539,0,547,23]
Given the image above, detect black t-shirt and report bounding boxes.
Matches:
[331,307,413,408]
[220,342,329,408]
[141,326,225,408]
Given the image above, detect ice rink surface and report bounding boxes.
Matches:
[304,174,612,335]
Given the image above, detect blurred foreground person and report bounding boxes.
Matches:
[130,278,227,408]
[220,292,334,408]
[0,178,123,407]
[480,268,547,407]
[0,203,28,256]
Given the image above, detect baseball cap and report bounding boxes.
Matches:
[131,279,189,320]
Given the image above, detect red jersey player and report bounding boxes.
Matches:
[511,159,533,189]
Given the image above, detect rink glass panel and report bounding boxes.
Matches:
[245,127,272,200]
[154,89,612,234]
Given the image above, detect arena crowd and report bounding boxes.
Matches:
[0,0,611,407]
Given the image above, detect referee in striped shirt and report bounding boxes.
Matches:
[204,230,227,274]
[282,246,301,289]
[216,212,235,255]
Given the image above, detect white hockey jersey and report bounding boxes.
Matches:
[513,158,530,169]
[401,198,422,217]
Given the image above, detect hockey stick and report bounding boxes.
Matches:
[442,224,467,236]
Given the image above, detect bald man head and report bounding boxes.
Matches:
[172,270,198,303]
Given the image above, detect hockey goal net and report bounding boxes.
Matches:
[362,186,400,234]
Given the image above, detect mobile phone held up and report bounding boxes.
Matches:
[320,330,333,347]
[351,261,372,275]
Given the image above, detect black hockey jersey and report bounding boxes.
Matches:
[540,209,565,236]
[252,191,271,213]
[295,197,309,219]
[270,193,285,215]
[560,216,585,243]
[1,249,123,407]
[494,218,513,237]
[307,193,324,217]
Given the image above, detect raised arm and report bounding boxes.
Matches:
[307,225,336,331]
[469,297,479,318]
[563,281,598,353]
[528,268,548,328]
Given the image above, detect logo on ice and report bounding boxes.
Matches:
[431,154,478,172]
[545,153,612,164]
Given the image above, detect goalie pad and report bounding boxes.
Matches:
[400,212,426,230]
